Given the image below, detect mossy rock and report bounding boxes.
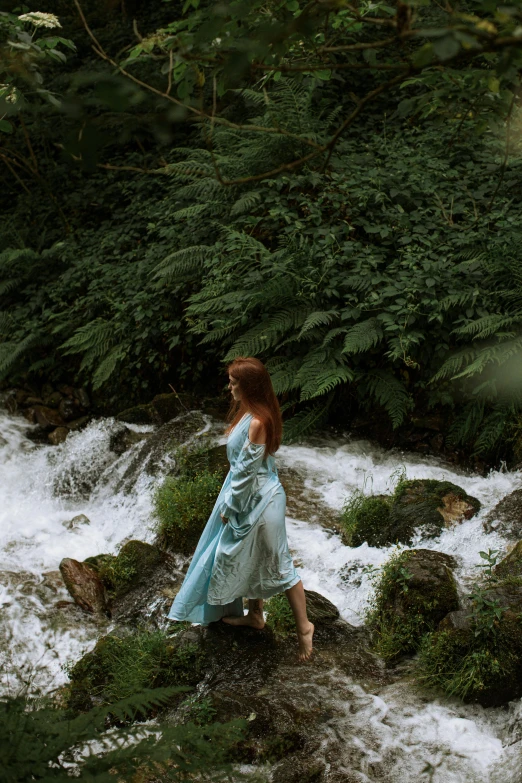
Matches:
[343,479,481,548]
[484,489,522,540]
[367,548,459,661]
[182,444,229,482]
[98,541,168,599]
[116,403,161,425]
[494,541,522,581]
[83,553,115,572]
[66,627,205,713]
[419,616,522,707]
[389,479,480,542]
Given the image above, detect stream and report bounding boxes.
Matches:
[1,407,521,782]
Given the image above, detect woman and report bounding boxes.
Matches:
[167,357,314,661]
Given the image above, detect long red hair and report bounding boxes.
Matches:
[225,357,283,456]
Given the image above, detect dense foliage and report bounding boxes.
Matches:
[1,0,522,456]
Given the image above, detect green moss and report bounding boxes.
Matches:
[340,491,391,547]
[153,469,222,554]
[265,593,295,639]
[66,628,204,712]
[494,541,522,580]
[418,621,522,705]
[98,540,165,599]
[366,549,459,662]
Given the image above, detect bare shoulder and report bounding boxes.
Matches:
[249,417,266,444]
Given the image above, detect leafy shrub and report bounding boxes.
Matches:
[66,628,203,711]
[264,592,295,639]
[340,492,391,547]
[154,469,223,554]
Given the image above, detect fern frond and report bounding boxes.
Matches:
[361,370,413,428]
[154,245,213,282]
[342,318,383,354]
[60,319,115,359]
[224,309,308,359]
[283,397,334,442]
[92,344,127,389]
[299,365,354,400]
[298,310,338,338]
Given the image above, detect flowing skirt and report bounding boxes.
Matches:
[167,473,300,625]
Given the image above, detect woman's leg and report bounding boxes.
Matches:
[222,598,265,629]
[285,580,314,661]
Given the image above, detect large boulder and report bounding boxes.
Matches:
[484,489,522,540]
[59,558,109,616]
[115,403,162,426]
[367,548,459,661]
[341,479,481,547]
[420,545,522,707]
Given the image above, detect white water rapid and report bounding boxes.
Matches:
[1,409,521,781]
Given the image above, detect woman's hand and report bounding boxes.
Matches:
[220,513,228,524]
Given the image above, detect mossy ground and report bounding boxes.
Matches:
[366,549,458,662]
[66,625,202,712]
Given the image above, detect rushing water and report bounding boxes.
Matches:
[1,408,521,781]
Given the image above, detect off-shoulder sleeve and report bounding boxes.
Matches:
[220,437,265,520]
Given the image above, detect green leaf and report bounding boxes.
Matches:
[433,35,461,61]
[0,120,13,133]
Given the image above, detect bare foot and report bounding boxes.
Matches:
[222,612,265,630]
[297,622,314,661]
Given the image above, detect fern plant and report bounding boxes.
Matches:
[0,688,245,782]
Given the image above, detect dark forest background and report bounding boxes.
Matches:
[1,0,522,463]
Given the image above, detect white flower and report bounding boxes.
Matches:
[18,12,61,29]
[0,84,19,104]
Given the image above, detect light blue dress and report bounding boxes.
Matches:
[167,413,301,624]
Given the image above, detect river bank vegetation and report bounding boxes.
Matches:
[1,0,522,466]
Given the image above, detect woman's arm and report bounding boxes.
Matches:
[220,418,266,523]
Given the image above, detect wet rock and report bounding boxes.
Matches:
[495,541,522,580]
[386,479,480,544]
[116,403,161,426]
[63,513,91,531]
[109,425,150,455]
[5,390,18,413]
[484,489,522,541]
[438,609,471,632]
[113,411,207,492]
[48,426,69,445]
[41,570,64,594]
[305,590,340,624]
[93,540,183,626]
[67,415,91,431]
[59,558,109,615]
[34,405,66,430]
[57,383,75,397]
[151,392,185,423]
[25,396,44,406]
[368,549,459,661]
[23,407,37,424]
[41,383,54,399]
[58,396,81,421]
[44,391,63,408]
[73,388,90,409]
